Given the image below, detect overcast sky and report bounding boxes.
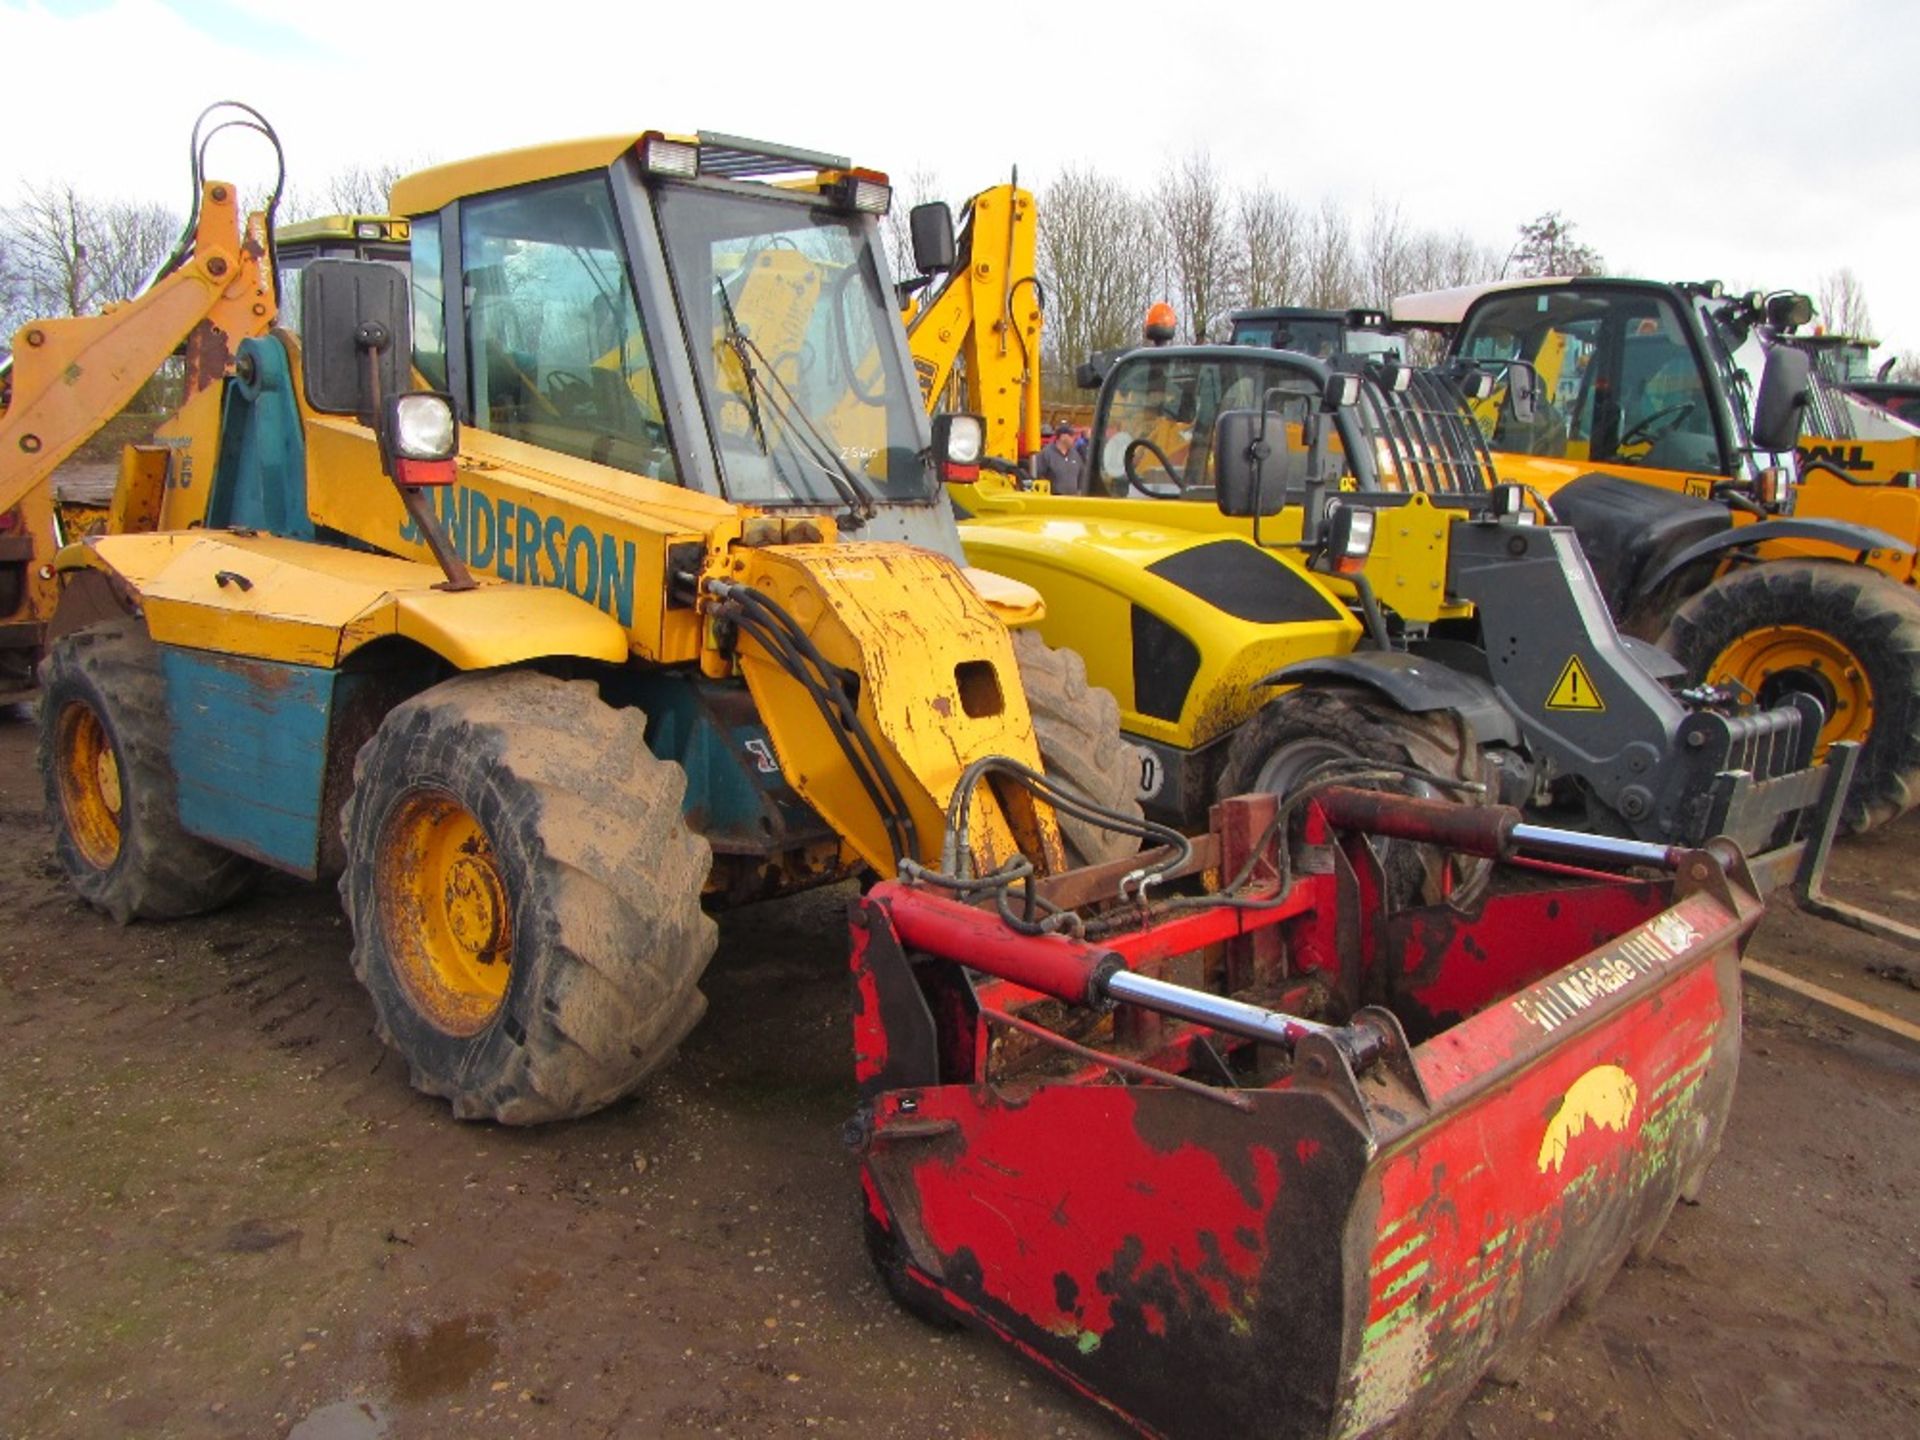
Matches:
[8,0,1919,353]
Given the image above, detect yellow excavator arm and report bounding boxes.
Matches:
[905,183,1042,466]
[0,181,273,518]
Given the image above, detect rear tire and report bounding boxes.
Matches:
[1011,629,1144,866]
[1659,561,1920,833]
[38,619,259,923]
[339,671,717,1124]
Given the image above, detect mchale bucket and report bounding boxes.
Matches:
[847,789,1765,1439]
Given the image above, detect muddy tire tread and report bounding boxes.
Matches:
[1660,560,1920,833]
[1011,629,1144,867]
[37,619,258,923]
[339,671,717,1124]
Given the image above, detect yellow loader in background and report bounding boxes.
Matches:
[29,123,1141,1124]
[1398,276,1920,830]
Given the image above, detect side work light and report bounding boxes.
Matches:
[386,392,460,487]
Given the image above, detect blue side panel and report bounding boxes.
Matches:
[160,648,335,876]
[613,671,831,857]
[204,336,315,539]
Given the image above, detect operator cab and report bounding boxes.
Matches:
[1229,307,1408,365]
[1088,347,1498,506]
[390,132,950,545]
[1454,283,1729,476]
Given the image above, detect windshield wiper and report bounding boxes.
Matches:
[714,280,877,527]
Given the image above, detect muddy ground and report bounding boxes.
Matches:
[1,706,1916,1440]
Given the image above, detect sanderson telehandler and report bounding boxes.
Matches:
[27,125,1145,1125]
[1398,275,1920,830]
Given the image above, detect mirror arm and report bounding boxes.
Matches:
[1300,412,1330,549]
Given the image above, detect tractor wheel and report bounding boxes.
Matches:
[1011,629,1144,866]
[38,619,259,923]
[339,671,717,1124]
[1659,561,1920,833]
[1217,683,1479,905]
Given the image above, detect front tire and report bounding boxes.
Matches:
[38,619,258,923]
[1660,561,1920,833]
[1218,683,1479,904]
[339,671,717,1124]
[1011,629,1144,866]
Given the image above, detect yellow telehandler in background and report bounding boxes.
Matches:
[893,191,1840,860]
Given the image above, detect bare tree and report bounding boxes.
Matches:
[1154,150,1237,342]
[1511,211,1603,277]
[1301,197,1356,308]
[1,183,181,322]
[278,160,420,224]
[1038,166,1157,384]
[1360,201,1422,310]
[1237,186,1302,309]
[1817,267,1874,338]
[1883,352,1920,384]
[0,237,24,348]
[881,166,947,283]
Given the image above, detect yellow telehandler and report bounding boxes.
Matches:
[26,124,1143,1124]
[1398,277,1920,829]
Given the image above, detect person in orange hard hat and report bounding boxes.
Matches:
[1144,302,1177,346]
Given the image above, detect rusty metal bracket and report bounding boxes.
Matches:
[1790,742,1920,953]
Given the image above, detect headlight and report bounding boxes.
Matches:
[392,393,458,460]
[932,413,984,481]
[385,392,460,487]
[1327,503,1375,574]
[1757,466,1796,512]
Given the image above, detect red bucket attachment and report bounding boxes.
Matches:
[847,790,1762,1439]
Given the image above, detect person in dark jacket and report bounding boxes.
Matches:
[1034,422,1085,495]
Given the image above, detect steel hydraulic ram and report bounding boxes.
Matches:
[846,788,1768,1439]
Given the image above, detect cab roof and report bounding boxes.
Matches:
[1390,277,1577,328]
[390,130,859,218]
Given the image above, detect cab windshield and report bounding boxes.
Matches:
[655,186,933,508]
[1231,314,1345,359]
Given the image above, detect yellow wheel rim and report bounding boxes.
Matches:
[54,701,124,871]
[378,789,513,1036]
[1708,625,1873,756]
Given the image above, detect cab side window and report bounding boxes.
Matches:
[458,176,676,482]
[410,216,448,391]
[1603,302,1723,475]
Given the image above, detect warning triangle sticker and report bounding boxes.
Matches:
[1546,655,1605,712]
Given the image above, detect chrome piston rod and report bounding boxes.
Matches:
[1103,970,1386,1070]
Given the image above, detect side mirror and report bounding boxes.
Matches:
[300,259,411,418]
[1752,344,1812,453]
[1505,361,1538,425]
[910,203,956,276]
[1213,409,1296,517]
[1767,292,1814,331]
[1076,351,1115,391]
